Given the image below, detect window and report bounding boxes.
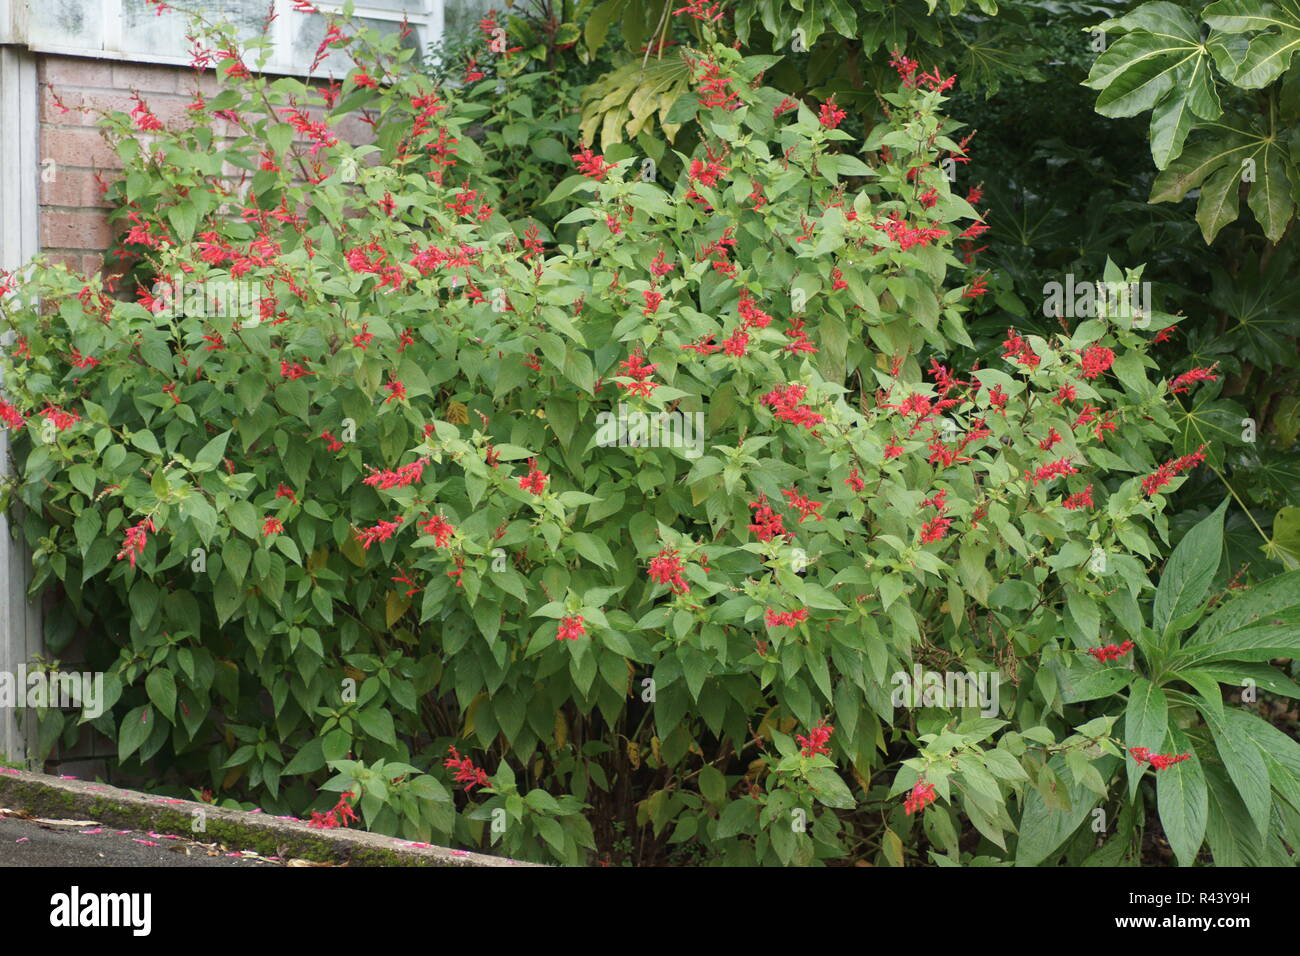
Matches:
[6,0,442,76]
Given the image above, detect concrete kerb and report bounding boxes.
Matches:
[0,769,540,867]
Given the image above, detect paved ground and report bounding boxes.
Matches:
[0,814,283,867]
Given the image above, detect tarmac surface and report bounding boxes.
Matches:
[0,814,283,867]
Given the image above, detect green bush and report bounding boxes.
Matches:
[1,6,1296,866]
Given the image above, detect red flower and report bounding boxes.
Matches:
[572,145,612,180]
[818,98,847,129]
[275,483,297,505]
[280,360,312,380]
[748,496,787,542]
[673,0,725,23]
[557,615,587,641]
[1039,427,1062,451]
[1026,456,1078,487]
[1001,329,1039,370]
[445,746,490,791]
[1129,747,1190,772]
[919,515,953,544]
[795,719,833,756]
[773,97,798,118]
[844,468,865,492]
[1088,640,1134,663]
[961,273,987,299]
[889,49,919,85]
[40,404,80,431]
[307,791,358,830]
[766,608,809,629]
[363,460,426,490]
[384,377,407,404]
[1142,445,1206,497]
[356,517,403,549]
[904,781,937,815]
[1080,346,1115,380]
[761,384,824,431]
[647,548,691,594]
[320,430,345,452]
[723,328,749,357]
[693,57,740,111]
[614,349,660,397]
[1168,364,1219,395]
[129,93,164,132]
[782,487,824,523]
[1054,384,1077,405]
[1062,485,1094,510]
[0,400,26,430]
[116,517,156,568]
[518,458,549,495]
[262,516,283,536]
[420,513,455,547]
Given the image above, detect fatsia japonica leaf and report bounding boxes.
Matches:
[1084,2,1222,167]
[1204,0,1300,88]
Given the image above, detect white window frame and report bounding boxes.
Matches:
[1,0,442,77]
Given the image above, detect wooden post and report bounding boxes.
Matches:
[0,41,42,767]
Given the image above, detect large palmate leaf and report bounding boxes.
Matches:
[1168,385,1249,465]
[1204,0,1300,88]
[1208,245,1300,367]
[1085,2,1223,167]
[1148,119,1296,242]
[1088,2,1300,241]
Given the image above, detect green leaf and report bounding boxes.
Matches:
[1156,726,1208,866]
[1191,569,1300,643]
[1154,498,1228,637]
[1195,161,1243,244]
[1197,697,1271,837]
[1125,677,1168,799]
[1016,754,1113,866]
[193,430,231,472]
[282,738,326,775]
[805,767,856,809]
[145,669,177,721]
[358,707,396,746]
[1205,0,1300,88]
[118,705,153,762]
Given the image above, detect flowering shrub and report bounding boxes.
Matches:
[2,7,1296,865]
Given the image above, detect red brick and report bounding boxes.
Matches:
[111,62,178,94]
[41,210,113,250]
[40,167,114,208]
[44,253,82,271]
[39,57,115,90]
[41,127,123,170]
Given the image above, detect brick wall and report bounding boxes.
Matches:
[36,53,376,275]
[29,53,377,778]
